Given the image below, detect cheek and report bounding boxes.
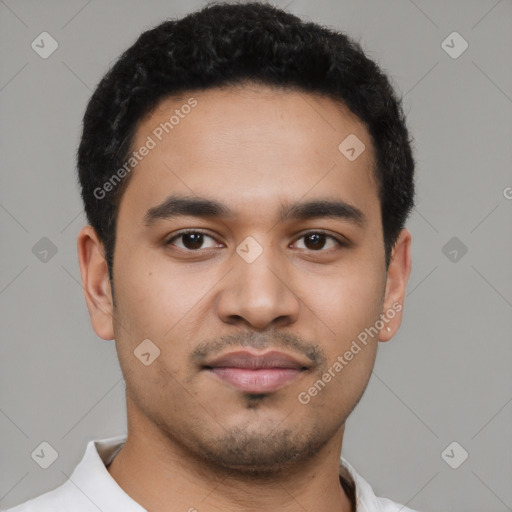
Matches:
[311,263,385,332]
[307,263,384,387]
[300,344,376,419]
[111,254,191,404]
[112,249,220,376]
[114,247,202,334]
[300,276,381,412]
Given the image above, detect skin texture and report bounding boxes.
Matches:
[77,84,411,512]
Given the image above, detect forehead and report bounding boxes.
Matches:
[118,85,380,228]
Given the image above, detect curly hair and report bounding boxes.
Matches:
[77,1,415,283]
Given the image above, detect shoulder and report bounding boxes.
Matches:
[1,479,98,512]
[2,435,129,512]
[374,496,419,512]
[340,456,420,512]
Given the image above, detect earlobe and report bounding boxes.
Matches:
[77,225,115,340]
[378,228,412,342]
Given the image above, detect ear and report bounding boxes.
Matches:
[77,225,115,340]
[378,228,412,342]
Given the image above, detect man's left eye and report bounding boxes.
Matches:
[166,231,344,252]
[292,232,343,251]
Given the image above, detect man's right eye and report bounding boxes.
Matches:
[165,230,222,251]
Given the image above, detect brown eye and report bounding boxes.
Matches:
[293,232,343,251]
[304,233,326,250]
[166,231,219,250]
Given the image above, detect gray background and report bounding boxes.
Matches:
[1,0,511,511]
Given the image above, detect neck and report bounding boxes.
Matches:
[107,411,354,512]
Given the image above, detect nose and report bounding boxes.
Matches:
[216,242,300,331]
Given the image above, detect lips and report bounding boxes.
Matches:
[203,349,310,393]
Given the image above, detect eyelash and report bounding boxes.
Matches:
[165,229,347,252]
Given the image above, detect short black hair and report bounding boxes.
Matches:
[77,1,415,283]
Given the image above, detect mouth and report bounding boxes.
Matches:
[202,349,311,393]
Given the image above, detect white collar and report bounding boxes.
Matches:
[55,435,416,512]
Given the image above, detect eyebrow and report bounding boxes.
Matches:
[143,195,367,228]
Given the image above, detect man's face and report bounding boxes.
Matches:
[82,85,409,474]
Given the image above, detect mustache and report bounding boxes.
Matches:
[190,328,326,368]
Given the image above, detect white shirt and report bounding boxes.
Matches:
[3,435,419,512]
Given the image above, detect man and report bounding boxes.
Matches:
[5,2,417,511]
